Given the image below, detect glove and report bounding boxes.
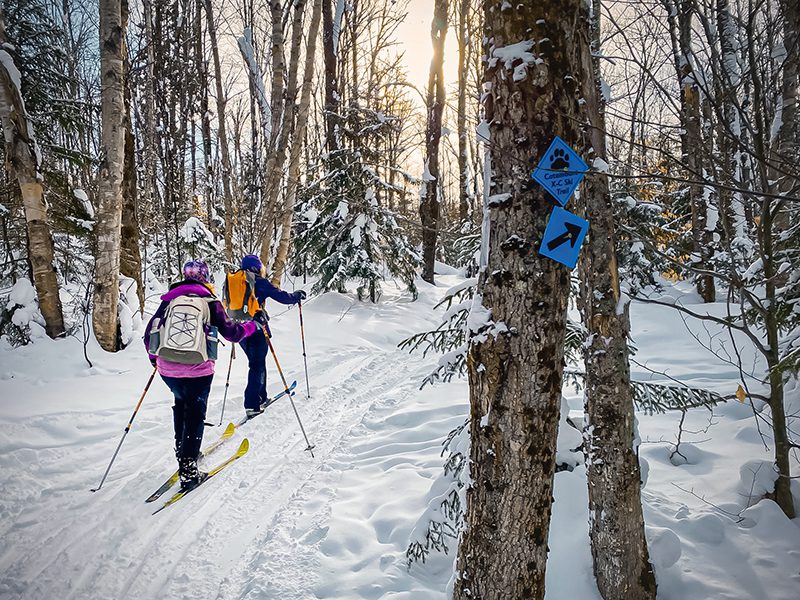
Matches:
[294,290,307,302]
[149,355,157,368]
[253,312,269,327]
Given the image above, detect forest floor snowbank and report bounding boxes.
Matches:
[0,273,798,599]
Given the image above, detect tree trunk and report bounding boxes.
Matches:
[777,0,799,173]
[120,2,143,315]
[93,0,127,351]
[259,0,306,263]
[452,1,588,597]
[715,0,742,248]
[761,195,796,518]
[204,0,235,263]
[669,0,716,302]
[271,0,323,285]
[0,12,65,339]
[419,0,448,284]
[579,3,657,598]
[322,0,341,154]
[196,0,215,231]
[456,0,471,222]
[141,0,157,266]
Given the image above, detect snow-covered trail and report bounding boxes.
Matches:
[2,276,800,600]
[0,279,449,600]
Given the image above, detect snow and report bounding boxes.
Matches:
[237,28,272,143]
[179,216,216,247]
[333,0,346,56]
[8,278,36,308]
[0,49,42,172]
[490,40,542,82]
[73,188,94,218]
[592,157,609,172]
[0,275,798,599]
[600,78,612,104]
[335,200,349,219]
[6,278,45,336]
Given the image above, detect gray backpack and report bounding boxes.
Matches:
[150,295,215,364]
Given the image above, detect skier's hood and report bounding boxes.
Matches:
[160,281,216,302]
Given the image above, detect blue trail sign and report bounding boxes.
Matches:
[531,136,588,206]
[539,206,589,269]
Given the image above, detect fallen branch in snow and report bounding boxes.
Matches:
[670,482,745,523]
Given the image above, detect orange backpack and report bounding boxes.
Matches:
[222,270,260,321]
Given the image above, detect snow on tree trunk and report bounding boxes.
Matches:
[237,28,272,151]
[93,0,127,352]
[452,2,586,597]
[203,0,234,263]
[420,0,448,284]
[578,2,657,597]
[0,13,64,340]
[271,0,323,286]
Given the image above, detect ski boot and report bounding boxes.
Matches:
[178,457,208,491]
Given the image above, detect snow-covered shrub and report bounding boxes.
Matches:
[0,278,46,345]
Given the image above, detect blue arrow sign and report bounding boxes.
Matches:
[539,206,589,269]
[531,136,588,206]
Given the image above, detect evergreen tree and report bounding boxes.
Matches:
[295,106,419,302]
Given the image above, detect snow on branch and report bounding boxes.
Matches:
[237,28,272,143]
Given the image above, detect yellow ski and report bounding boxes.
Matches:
[152,438,249,514]
[145,422,237,503]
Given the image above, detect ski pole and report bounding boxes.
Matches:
[216,343,236,426]
[298,300,311,399]
[91,367,157,492]
[263,327,315,457]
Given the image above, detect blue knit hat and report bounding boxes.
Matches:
[241,254,263,274]
[183,259,210,283]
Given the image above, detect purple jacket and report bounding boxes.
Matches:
[144,281,258,378]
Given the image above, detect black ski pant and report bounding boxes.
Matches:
[162,374,213,461]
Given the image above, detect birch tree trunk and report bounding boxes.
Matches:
[715,0,742,247]
[456,0,471,221]
[270,0,323,285]
[120,1,143,314]
[142,0,157,265]
[196,0,215,230]
[203,0,234,263]
[419,0,448,284]
[452,1,588,597]
[776,0,799,193]
[579,2,657,597]
[0,12,65,339]
[93,0,126,351]
[259,0,305,263]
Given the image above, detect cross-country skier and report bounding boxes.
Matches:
[144,260,259,489]
[222,254,305,418]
